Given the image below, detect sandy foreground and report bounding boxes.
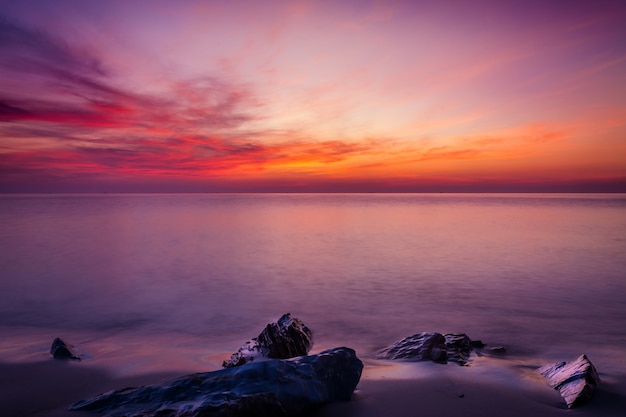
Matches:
[2,353,626,417]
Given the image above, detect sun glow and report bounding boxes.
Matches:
[1,0,625,192]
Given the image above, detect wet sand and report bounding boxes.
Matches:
[0,360,181,417]
[320,358,626,417]
[2,355,626,417]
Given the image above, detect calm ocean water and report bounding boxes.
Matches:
[1,193,625,373]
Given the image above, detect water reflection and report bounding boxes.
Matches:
[0,193,625,359]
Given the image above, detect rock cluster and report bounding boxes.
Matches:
[538,354,601,408]
[376,332,482,365]
[63,317,604,415]
[70,346,363,417]
[223,313,313,368]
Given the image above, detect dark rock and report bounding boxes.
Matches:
[223,313,313,368]
[257,313,313,358]
[538,354,601,408]
[50,338,80,360]
[70,347,363,417]
[376,332,478,365]
[444,333,473,365]
[376,332,447,362]
[470,340,485,348]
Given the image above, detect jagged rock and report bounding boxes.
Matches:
[538,354,600,408]
[257,314,313,358]
[444,333,473,365]
[70,347,363,417]
[376,332,477,365]
[223,313,313,368]
[50,337,80,360]
[377,332,447,362]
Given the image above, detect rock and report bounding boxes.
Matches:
[538,354,601,408]
[376,332,447,362]
[470,339,485,348]
[376,332,478,365]
[257,313,313,359]
[50,337,80,360]
[70,346,363,417]
[444,333,473,365]
[223,313,313,368]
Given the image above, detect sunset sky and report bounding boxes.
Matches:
[1,0,625,192]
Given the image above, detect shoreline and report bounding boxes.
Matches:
[2,353,626,417]
[2,325,626,416]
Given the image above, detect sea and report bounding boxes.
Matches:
[1,193,625,377]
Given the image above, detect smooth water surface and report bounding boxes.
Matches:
[1,193,625,371]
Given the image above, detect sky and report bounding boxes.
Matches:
[0,0,625,193]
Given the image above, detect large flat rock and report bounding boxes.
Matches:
[70,347,363,417]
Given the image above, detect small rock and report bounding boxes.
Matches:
[223,313,313,368]
[538,354,600,408]
[488,346,507,354]
[71,347,363,417]
[50,338,80,360]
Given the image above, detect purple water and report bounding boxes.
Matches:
[1,193,625,375]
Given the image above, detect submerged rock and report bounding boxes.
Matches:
[70,346,363,417]
[50,338,80,360]
[376,332,478,365]
[538,354,601,408]
[223,313,313,368]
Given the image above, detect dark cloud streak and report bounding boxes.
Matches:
[0,14,388,193]
[0,13,275,187]
[0,14,256,132]
[0,15,105,78]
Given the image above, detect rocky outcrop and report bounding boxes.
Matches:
[377,332,447,362]
[538,354,601,408]
[70,347,363,417]
[443,333,475,364]
[376,332,479,365]
[223,313,313,368]
[50,338,80,360]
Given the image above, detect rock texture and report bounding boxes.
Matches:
[443,333,474,364]
[70,347,363,417]
[538,354,601,408]
[377,332,447,362]
[50,337,80,360]
[376,332,478,365]
[223,313,313,368]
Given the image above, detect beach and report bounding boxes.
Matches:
[2,326,626,417]
[2,352,626,417]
